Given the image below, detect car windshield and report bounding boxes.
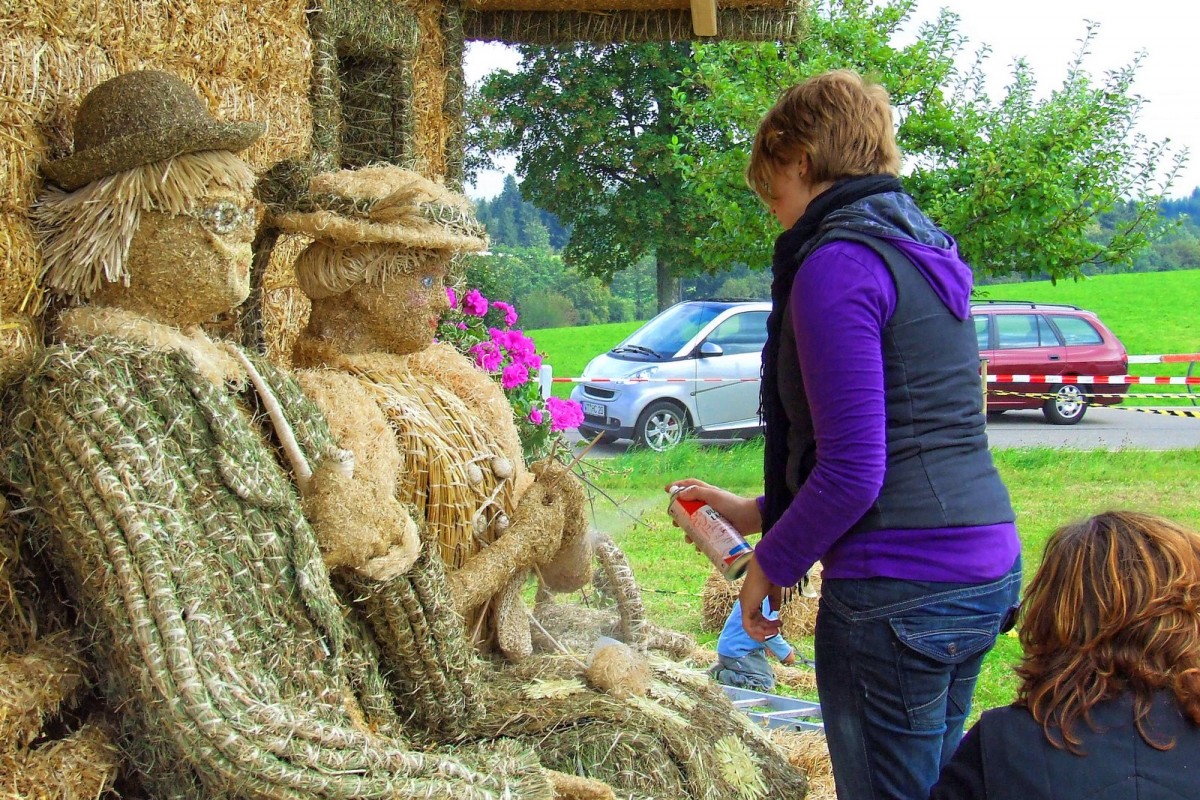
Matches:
[614,302,727,359]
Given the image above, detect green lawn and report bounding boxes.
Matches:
[581,440,1200,715]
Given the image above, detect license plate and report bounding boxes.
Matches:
[582,401,606,418]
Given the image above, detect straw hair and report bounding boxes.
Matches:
[294,241,451,300]
[1017,510,1200,753]
[747,69,900,202]
[32,150,256,300]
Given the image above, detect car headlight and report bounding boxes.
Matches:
[627,365,659,381]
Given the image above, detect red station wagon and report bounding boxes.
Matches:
[972,301,1129,425]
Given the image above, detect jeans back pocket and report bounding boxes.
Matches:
[889,613,1005,731]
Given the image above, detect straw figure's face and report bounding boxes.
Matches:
[347,247,451,356]
[90,187,258,326]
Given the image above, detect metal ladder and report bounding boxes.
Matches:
[721,685,824,732]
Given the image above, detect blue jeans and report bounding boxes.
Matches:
[709,649,776,692]
[815,558,1021,800]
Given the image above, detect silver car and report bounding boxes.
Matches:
[572,300,770,451]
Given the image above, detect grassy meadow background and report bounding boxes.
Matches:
[529,268,1200,715]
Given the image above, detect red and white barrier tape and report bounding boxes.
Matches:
[986,374,1200,386]
[552,374,1199,385]
[1127,353,1200,364]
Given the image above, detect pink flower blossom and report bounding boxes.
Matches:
[493,300,519,327]
[546,397,584,432]
[456,322,468,330]
[528,406,545,425]
[462,289,488,317]
[446,286,458,309]
[501,363,530,390]
[470,341,503,372]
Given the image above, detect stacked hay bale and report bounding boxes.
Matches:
[0,0,314,381]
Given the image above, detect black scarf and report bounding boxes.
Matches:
[760,174,904,536]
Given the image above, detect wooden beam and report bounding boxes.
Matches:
[690,0,717,36]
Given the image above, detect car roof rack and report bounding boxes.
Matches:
[971,300,1082,311]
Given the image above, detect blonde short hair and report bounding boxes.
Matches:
[747,70,900,202]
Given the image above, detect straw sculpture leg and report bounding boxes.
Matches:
[0,338,552,800]
[337,545,483,739]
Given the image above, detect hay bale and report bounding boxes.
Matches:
[544,770,616,800]
[0,719,121,800]
[0,221,42,314]
[261,286,310,367]
[779,563,821,641]
[768,729,834,800]
[701,569,740,632]
[0,634,87,751]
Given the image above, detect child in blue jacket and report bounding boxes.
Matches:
[709,598,795,692]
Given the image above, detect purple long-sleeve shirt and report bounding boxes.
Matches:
[754,240,1019,587]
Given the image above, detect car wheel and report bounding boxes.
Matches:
[634,401,690,451]
[1043,384,1088,425]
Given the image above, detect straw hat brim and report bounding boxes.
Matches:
[43,120,265,191]
[275,210,489,252]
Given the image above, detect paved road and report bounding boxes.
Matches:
[565,405,1200,458]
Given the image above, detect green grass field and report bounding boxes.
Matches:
[581,441,1200,715]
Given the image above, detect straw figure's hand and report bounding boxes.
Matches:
[447,466,577,617]
[533,461,593,594]
[302,456,421,580]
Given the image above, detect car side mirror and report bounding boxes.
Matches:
[697,341,724,358]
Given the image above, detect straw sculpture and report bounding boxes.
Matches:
[281,165,608,659]
[1,314,552,798]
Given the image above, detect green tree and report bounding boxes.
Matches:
[473,42,709,310]
[674,0,1185,281]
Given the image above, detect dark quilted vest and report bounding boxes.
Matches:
[777,231,1014,533]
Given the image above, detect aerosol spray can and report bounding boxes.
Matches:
[667,485,754,580]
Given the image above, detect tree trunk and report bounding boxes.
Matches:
[655,254,679,312]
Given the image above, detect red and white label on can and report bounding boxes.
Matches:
[668,486,753,581]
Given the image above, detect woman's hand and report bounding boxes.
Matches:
[663,478,763,536]
[738,556,782,642]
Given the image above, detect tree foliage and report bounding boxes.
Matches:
[474,175,569,249]
[471,42,709,308]
[674,0,1186,281]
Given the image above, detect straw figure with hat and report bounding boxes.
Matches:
[0,70,556,799]
[278,164,598,663]
[275,166,810,800]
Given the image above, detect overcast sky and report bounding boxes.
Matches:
[464,0,1194,199]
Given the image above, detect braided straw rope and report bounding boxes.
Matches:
[1,334,550,799]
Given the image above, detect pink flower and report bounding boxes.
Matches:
[462,289,488,317]
[546,397,584,432]
[456,322,468,330]
[446,286,458,308]
[470,341,503,372]
[501,363,530,390]
[528,406,545,425]
[493,300,519,327]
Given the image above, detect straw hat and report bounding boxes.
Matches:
[43,70,264,191]
[274,165,488,253]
